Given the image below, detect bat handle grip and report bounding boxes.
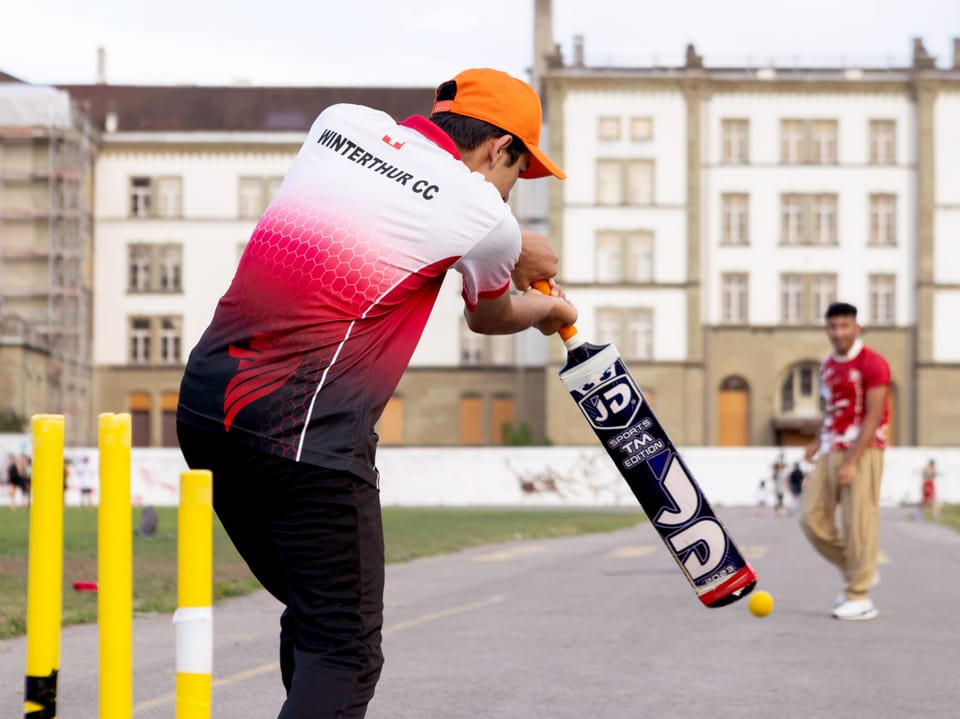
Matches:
[531,280,580,344]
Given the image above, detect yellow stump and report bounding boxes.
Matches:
[24,414,65,719]
[175,470,213,719]
[98,413,132,719]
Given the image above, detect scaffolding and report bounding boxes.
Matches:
[0,85,97,443]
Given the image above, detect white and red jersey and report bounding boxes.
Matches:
[819,339,891,453]
[178,104,520,483]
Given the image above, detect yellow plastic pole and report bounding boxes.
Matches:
[23,414,64,719]
[98,413,132,719]
[175,470,213,719]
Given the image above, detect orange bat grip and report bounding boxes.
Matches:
[531,280,578,341]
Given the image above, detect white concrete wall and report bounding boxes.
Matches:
[4,434,956,509]
[703,92,916,326]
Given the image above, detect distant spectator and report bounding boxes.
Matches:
[921,459,939,519]
[772,461,787,517]
[6,453,25,509]
[789,462,805,507]
[76,456,96,508]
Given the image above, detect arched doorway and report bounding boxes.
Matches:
[717,376,749,446]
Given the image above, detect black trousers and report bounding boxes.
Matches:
[177,422,385,718]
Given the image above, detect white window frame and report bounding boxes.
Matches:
[869,194,897,246]
[869,274,896,326]
[721,193,749,245]
[597,116,621,141]
[721,273,749,324]
[721,119,749,164]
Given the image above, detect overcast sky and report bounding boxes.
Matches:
[2,1,958,87]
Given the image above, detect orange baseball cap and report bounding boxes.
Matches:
[432,68,565,180]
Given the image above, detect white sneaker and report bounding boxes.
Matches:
[834,572,880,608]
[832,597,879,620]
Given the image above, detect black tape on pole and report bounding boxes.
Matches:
[24,670,57,719]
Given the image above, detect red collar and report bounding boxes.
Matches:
[399,116,461,159]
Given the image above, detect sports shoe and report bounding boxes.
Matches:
[832,597,879,620]
[834,572,880,608]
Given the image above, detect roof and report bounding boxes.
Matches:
[0,70,25,83]
[58,84,435,132]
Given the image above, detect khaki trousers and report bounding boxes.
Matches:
[800,448,884,600]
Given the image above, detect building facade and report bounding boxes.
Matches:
[0,82,96,443]
[60,84,547,447]
[544,38,960,447]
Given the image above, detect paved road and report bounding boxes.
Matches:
[2,507,959,718]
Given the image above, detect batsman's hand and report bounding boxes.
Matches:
[529,288,577,336]
[512,231,559,291]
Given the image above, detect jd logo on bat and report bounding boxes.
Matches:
[652,453,727,581]
[578,367,641,431]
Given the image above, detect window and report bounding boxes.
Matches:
[595,230,653,283]
[630,117,653,142]
[156,176,182,218]
[781,274,805,325]
[780,273,837,324]
[596,160,654,206]
[721,119,749,163]
[238,177,265,218]
[781,194,805,245]
[161,392,178,447]
[811,274,837,321]
[130,317,151,363]
[624,231,654,283]
[377,396,404,445]
[780,362,822,416]
[596,307,653,360]
[781,120,838,164]
[266,176,284,203]
[625,160,654,205]
[459,318,513,366]
[721,273,749,324]
[129,245,151,291]
[459,395,484,445]
[811,121,838,164]
[869,194,897,246]
[781,121,806,164]
[869,274,896,326]
[597,116,621,141]
[129,392,151,447]
[721,193,749,245]
[129,315,183,364]
[130,177,152,218]
[127,243,182,293]
[159,317,182,364]
[595,160,622,206]
[869,120,896,164]
[158,245,182,291]
[595,231,622,283]
[812,194,838,245]
[490,396,515,445]
[781,194,838,246]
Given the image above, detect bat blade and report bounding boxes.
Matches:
[560,340,757,608]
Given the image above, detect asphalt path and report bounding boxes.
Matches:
[2,507,958,718]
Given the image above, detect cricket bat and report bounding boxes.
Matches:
[534,282,757,607]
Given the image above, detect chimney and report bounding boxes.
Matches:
[912,37,935,70]
[954,37,960,69]
[96,47,106,84]
[532,0,554,94]
[573,34,585,68]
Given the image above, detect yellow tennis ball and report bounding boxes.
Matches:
[748,590,774,617]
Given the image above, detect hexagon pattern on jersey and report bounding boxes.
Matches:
[223,197,407,456]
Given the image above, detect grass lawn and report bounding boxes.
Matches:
[0,506,641,639]
[937,504,960,533]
